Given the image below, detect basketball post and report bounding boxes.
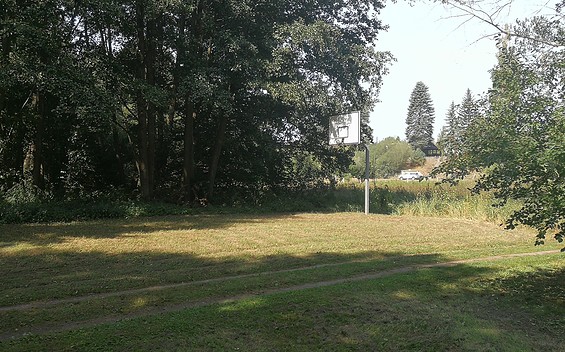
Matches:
[364,144,370,215]
[329,111,369,215]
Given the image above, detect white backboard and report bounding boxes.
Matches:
[329,111,361,146]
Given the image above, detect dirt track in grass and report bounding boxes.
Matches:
[0,249,560,341]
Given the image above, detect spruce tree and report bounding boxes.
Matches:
[405,81,435,150]
[457,89,479,131]
[443,101,458,156]
[436,124,449,156]
[445,89,478,157]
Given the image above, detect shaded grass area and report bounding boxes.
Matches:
[2,255,563,351]
[1,213,562,350]
[0,252,437,339]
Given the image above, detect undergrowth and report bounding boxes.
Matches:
[0,180,517,225]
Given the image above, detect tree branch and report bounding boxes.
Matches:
[440,0,565,48]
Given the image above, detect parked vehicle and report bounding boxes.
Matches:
[398,170,424,181]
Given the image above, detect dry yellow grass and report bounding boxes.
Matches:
[1,213,563,351]
[0,213,547,261]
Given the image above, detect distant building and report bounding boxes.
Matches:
[421,143,441,157]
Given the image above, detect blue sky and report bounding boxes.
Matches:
[369,0,550,142]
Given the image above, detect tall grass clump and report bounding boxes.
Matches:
[0,179,520,225]
[383,180,520,224]
[331,179,520,224]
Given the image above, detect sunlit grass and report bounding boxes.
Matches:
[0,212,563,351]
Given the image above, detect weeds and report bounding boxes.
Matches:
[0,179,517,225]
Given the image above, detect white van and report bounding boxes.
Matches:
[398,170,423,181]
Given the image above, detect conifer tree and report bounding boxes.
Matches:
[445,89,478,157]
[436,124,449,156]
[405,81,435,150]
[442,101,458,156]
[457,89,479,131]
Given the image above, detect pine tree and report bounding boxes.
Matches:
[457,89,479,129]
[445,89,479,157]
[405,81,435,150]
[443,101,458,156]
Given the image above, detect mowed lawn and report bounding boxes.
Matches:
[0,213,563,351]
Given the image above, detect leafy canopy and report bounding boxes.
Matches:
[350,137,425,179]
[434,5,565,248]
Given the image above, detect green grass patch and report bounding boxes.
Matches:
[1,213,562,350]
[3,255,563,351]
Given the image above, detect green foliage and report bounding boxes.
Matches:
[0,198,200,225]
[0,0,392,205]
[0,179,516,225]
[349,137,425,178]
[405,81,435,150]
[434,15,565,247]
[1,182,53,205]
[290,152,324,188]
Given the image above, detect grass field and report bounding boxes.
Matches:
[1,212,563,351]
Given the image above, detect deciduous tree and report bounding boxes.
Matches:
[434,5,565,247]
[350,137,425,179]
[0,0,393,204]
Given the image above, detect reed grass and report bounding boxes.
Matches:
[0,179,519,226]
[334,179,519,225]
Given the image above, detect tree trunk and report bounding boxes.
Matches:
[31,92,45,189]
[0,14,10,112]
[146,17,157,196]
[136,95,151,199]
[207,114,228,199]
[134,1,157,200]
[180,3,205,201]
[207,82,235,199]
[182,103,195,201]
[167,14,185,127]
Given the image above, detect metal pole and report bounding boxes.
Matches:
[365,144,370,215]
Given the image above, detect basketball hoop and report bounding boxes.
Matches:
[328,111,369,215]
[329,111,360,146]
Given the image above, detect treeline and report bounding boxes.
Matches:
[0,0,392,204]
[349,138,426,179]
[434,2,565,246]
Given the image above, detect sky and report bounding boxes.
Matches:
[369,0,552,143]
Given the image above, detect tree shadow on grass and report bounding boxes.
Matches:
[0,249,450,341]
[138,257,563,352]
[184,265,565,352]
[0,244,563,351]
[0,248,443,307]
[0,213,300,245]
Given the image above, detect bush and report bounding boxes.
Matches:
[0,180,517,225]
